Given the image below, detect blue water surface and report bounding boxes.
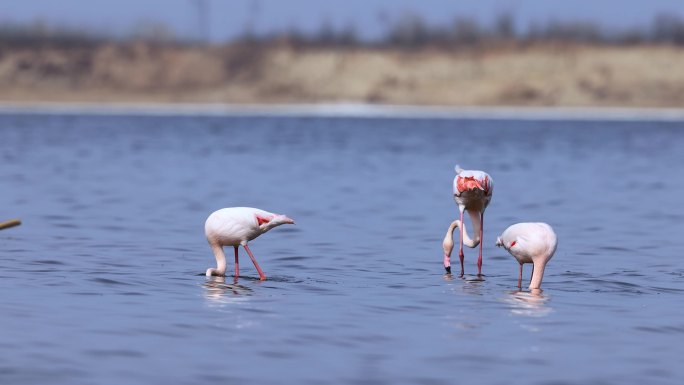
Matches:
[1,113,683,385]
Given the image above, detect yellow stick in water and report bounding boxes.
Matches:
[0,219,21,230]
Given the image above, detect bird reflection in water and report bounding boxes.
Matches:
[443,272,485,283]
[203,275,253,306]
[443,272,486,296]
[504,289,552,317]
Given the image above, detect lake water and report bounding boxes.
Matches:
[1,110,683,385]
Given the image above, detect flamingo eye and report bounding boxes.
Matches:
[510,241,517,248]
[256,216,271,226]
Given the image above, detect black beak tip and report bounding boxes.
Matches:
[445,266,451,274]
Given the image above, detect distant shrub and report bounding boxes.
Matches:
[3,11,684,50]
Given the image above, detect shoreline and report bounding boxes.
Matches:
[1,101,684,121]
[2,44,684,110]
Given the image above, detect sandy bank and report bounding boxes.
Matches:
[1,43,683,108]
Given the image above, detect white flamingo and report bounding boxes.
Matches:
[495,223,557,290]
[443,166,493,276]
[205,207,295,280]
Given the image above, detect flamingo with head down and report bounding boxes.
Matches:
[496,222,557,290]
[205,207,295,281]
[443,166,493,276]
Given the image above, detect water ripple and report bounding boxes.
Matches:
[635,325,684,334]
[90,277,131,286]
[2,114,684,385]
[84,349,145,358]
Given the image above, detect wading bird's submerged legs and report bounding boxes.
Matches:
[234,246,239,278]
[244,244,267,281]
[518,263,523,289]
[459,210,465,277]
[477,212,484,276]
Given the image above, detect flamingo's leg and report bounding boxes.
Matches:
[459,210,465,277]
[477,212,484,276]
[518,263,523,289]
[234,246,240,278]
[244,244,267,281]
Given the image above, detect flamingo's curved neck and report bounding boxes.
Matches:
[529,262,547,290]
[210,242,227,275]
[443,220,458,256]
[442,212,481,255]
[460,210,481,247]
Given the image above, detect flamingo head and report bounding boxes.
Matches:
[256,213,295,231]
[273,215,296,226]
[205,267,225,277]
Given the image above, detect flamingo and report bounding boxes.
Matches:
[495,223,557,290]
[205,207,295,280]
[443,166,493,276]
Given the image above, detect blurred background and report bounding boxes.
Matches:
[2,3,684,384]
[1,0,684,106]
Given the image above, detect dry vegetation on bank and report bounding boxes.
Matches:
[1,41,683,107]
[2,13,684,107]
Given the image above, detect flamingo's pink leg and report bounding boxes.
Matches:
[477,212,484,276]
[243,244,267,281]
[459,210,465,277]
[518,264,523,288]
[234,246,240,278]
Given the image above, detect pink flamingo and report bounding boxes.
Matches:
[443,166,493,276]
[495,223,557,290]
[205,207,295,280]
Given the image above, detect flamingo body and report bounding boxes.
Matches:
[496,222,557,290]
[444,166,493,276]
[205,207,294,280]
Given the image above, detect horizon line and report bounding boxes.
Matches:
[1,101,684,122]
